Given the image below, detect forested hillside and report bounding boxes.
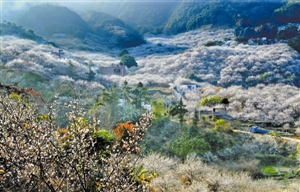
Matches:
[89,0,300,35]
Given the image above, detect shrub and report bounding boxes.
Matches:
[167,136,210,160]
[287,35,300,53]
[204,40,223,46]
[119,48,129,57]
[0,84,153,191]
[214,119,232,132]
[120,54,138,68]
[199,95,222,107]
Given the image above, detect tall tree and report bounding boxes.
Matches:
[192,108,199,127]
[121,80,131,103]
[169,98,188,128]
[131,82,150,115]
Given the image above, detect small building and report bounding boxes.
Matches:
[100,65,126,76]
[51,49,64,58]
[176,84,196,93]
[198,107,235,120]
[91,66,100,73]
[248,38,256,45]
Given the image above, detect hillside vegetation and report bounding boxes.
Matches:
[88,0,300,35]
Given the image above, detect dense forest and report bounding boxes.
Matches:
[1,0,300,191]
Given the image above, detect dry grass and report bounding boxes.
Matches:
[139,154,298,192]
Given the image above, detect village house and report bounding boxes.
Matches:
[51,49,65,58]
[100,65,126,76]
[176,84,196,93]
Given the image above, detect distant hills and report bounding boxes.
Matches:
[14,4,144,48]
[18,4,90,38]
[91,0,300,35]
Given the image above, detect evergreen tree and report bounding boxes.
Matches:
[131,82,150,115]
[192,108,199,127]
[169,98,188,128]
[86,68,95,81]
[121,80,131,103]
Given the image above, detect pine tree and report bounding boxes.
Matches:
[169,98,188,128]
[192,108,199,127]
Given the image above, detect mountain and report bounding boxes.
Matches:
[17,4,90,38]
[90,0,300,36]
[82,11,145,47]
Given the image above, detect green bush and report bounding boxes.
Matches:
[261,166,277,175]
[167,136,210,160]
[120,54,138,68]
[204,40,223,46]
[288,35,300,53]
[119,49,129,57]
[214,119,232,132]
[235,37,248,43]
[199,95,222,107]
[185,72,203,82]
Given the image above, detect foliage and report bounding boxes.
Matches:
[0,85,153,191]
[161,122,235,160]
[131,82,151,115]
[204,40,223,47]
[120,54,138,68]
[89,82,150,129]
[185,72,203,82]
[167,136,210,160]
[235,24,278,40]
[151,98,165,120]
[85,68,96,81]
[112,121,135,140]
[261,166,278,175]
[288,35,300,53]
[199,95,222,107]
[273,2,300,24]
[192,108,199,127]
[260,72,268,80]
[169,98,188,127]
[132,164,158,186]
[119,49,129,57]
[234,36,248,43]
[277,23,299,40]
[214,119,232,132]
[93,129,114,142]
